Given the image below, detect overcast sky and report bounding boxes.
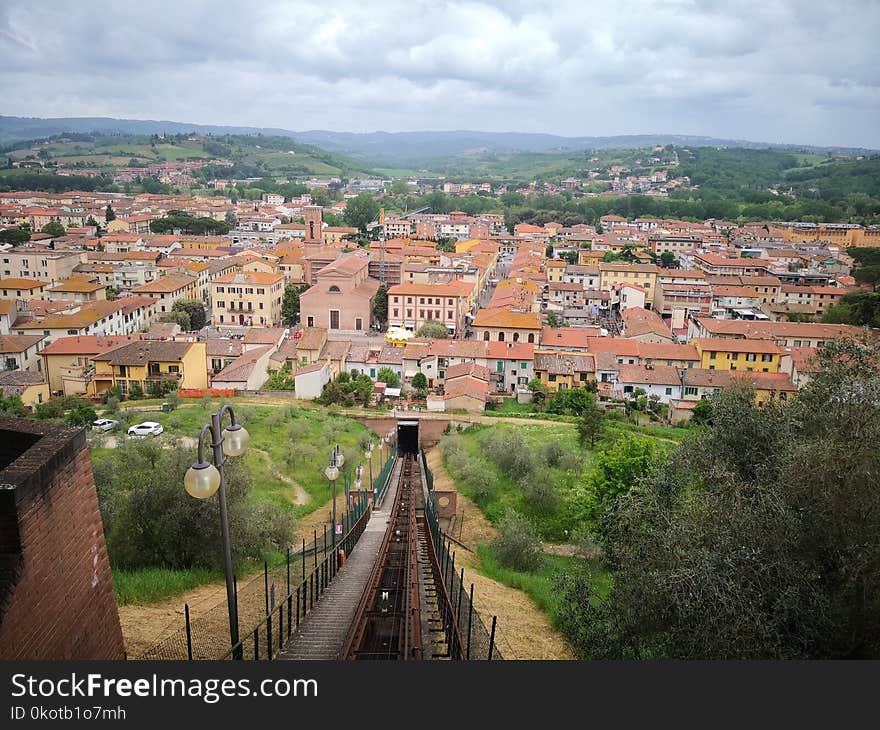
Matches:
[2,0,879,148]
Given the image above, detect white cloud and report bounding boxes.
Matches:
[0,0,878,146]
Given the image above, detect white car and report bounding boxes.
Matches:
[127,421,165,439]
[92,418,119,432]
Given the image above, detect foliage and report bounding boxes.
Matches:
[0,388,28,417]
[171,299,207,331]
[546,311,563,328]
[40,221,65,237]
[690,398,713,425]
[105,204,116,222]
[264,365,295,390]
[128,383,144,400]
[65,402,98,426]
[546,386,598,416]
[0,227,30,245]
[343,192,379,233]
[376,367,400,388]
[823,291,880,327]
[416,321,449,338]
[576,394,607,448]
[479,428,534,480]
[372,284,388,325]
[160,309,190,330]
[563,337,880,658]
[96,440,295,570]
[281,283,309,326]
[149,210,230,236]
[411,372,428,391]
[491,509,543,572]
[145,379,178,399]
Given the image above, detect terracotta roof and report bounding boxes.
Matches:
[486,341,535,360]
[316,256,369,276]
[0,334,44,353]
[620,308,673,339]
[585,337,641,358]
[213,346,273,382]
[243,327,286,345]
[388,281,474,297]
[205,338,244,358]
[0,369,46,392]
[534,350,595,375]
[692,316,858,340]
[92,340,194,366]
[473,308,541,330]
[319,340,351,360]
[445,362,491,381]
[694,337,782,355]
[637,342,700,361]
[296,327,327,352]
[443,374,489,400]
[15,300,125,330]
[617,364,681,386]
[213,271,284,285]
[427,339,488,359]
[295,361,328,376]
[0,278,46,290]
[683,368,797,391]
[131,274,196,294]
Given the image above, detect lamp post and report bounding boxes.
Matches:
[325,445,344,550]
[365,442,374,493]
[183,404,250,656]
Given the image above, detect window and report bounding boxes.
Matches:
[549,374,556,382]
[684,386,698,396]
[762,354,773,362]
[257,288,264,295]
[498,332,505,342]
[665,387,673,395]
[168,365,179,374]
[746,353,756,362]
[496,361,504,373]
[217,300,225,308]
[483,332,490,341]
[393,308,399,317]
[709,352,717,360]
[355,318,363,331]
[329,285,340,293]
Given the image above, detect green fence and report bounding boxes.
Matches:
[373,445,397,504]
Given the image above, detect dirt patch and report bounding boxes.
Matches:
[252,447,310,505]
[120,496,343,658]
[425,446,575,660]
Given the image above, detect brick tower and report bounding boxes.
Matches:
[304,205,324,244]
[0,418,125,659]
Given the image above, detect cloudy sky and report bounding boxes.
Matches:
[2,0,879,147]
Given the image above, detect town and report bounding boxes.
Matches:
[0,175,873,420]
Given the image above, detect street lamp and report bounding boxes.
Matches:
[365,442,374,493]
[324,447,341,550]
[183,404,250,655]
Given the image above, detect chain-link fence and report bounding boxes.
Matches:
[421,450,502,661]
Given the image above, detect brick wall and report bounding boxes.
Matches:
[0,419,125,659]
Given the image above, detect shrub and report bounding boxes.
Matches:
[541,440,566,469]
[105,396,120,414]
[491,509,543,572]
[520,469,560,514]
[128,383,144,400]
[480,428,533,479]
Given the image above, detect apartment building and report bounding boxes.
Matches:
[211,271,285,327]
[386,280,475,336]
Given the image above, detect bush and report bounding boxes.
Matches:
[105,396,120,414]
[479,428,533,479]
[128,383,144,400]
[491,509,543,572]
[520,469,560,514]
[541,440,566,468]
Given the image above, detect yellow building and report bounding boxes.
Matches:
[45,277,106,304]
[0,370,49,410]
[545,260,566,283]
[91,340,208,397]
[599,262,660,303]
[533,350,596,392]
[323,226,359,245]
[0,278,48,301]
[211,271,285,327]
[130,273,199,316]
[693,337,782,373]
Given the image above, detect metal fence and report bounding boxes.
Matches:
[421,450,502,661]
[138,492,372,660]
[373,445,397,504]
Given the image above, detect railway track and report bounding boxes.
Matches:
[343,453,461,660]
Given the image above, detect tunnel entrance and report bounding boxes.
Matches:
[397,420,419,455]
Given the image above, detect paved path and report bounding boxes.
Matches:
[279,459,402,660]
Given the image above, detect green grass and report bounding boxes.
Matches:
[95,401,377,519]
[475,544,611,619]
[113,566,223,605]
[608,420,690,441]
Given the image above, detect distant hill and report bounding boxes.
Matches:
[1,116,874,169]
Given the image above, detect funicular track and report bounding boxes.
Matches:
[343,453,462,660]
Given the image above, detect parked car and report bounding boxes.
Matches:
[127,421,164,438]
[92,418,119,432]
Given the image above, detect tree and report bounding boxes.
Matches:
[576,393,606,448]
[171,299,207,331]
[690,398,713,425]
[343,192,379,233]
[376,367,400,388]
[559,337,880,658]
[417,321,449,338]
[491,509,543,572]
[128,383,144,400]
[264,366,295,390]
[161,309,190,331]
[546,311,563,328]
[281,283,309,327]
[823,292,880,327]
[65,402,98,427]
[547,387,597,416]
[0,388,28,417]
[0,228,30,246]
[528,377,547,405]
[411,372,428,391]
[41,222,65,237]
[105,204,116,222]
[94,440,295,570]
[659,251,679,268]
[372,284,388,326]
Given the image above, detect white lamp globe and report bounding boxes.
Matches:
[324,463,339,481]
[222,424,250,457]
[335,451,345,468]
[184,462,221,499]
